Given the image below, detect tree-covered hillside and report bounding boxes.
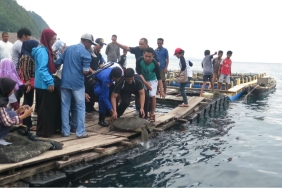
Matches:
[0,0,49,38]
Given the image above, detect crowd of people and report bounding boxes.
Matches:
[0,27,233,143]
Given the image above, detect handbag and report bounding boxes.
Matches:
[175,68,188,84]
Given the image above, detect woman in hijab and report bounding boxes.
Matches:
[32,28,62,137]
[0,58,23,110]
[0,77,33,144]
[18,39,39,131]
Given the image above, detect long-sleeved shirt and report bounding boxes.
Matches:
[19,55,35,85]
[0,107,19,127]
[105,43,120,62]
[56,43,91,90]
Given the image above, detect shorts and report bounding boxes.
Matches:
[144,79,158,97]
[160,69,166,81]
[218,74,230,84]
[203,75,213,82]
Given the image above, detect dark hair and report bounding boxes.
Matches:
[157,38,164,42]
[112,34,117,38]
[218,50,223,54]
[124,68,135,77]
[110,67,122,78]
[140,38,148,45]
[204,50,210,55]
[2,32,8,37]
[227,51,233,55]
[177,50,185,56]
[144,47,155,55]
[17,27,31,39]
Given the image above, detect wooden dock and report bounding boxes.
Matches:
[0,90,232,186]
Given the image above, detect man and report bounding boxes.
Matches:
[136,47,165,123]
[118,49,127,71]
[209,50,223,89]
[218,51,233,91]
[12,28,32,69]
[94,67,122,127]
[56,33,93,138]
[111,68,149,120]
[93,38,107,68]
[200,50,217,97]
[155,38,169,95]
[105,35,120,63]
[0,32,13,60]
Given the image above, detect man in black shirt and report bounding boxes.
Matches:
[111,68,149,119]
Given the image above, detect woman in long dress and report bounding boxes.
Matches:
[32,29,61,137]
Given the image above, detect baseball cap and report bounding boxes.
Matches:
[174,48,183,55]
[95,38,107,46]
[81,33,96,45]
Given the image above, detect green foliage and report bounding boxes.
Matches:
[0,0,49,38]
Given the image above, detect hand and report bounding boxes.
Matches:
[145,82,152,90]
[158,62,160,66]
[48,86,54,92]
[111,111,118,120]
[139,108,145,118]
[23,107,33,117]
[17,106,26,114]
[89,68,95,74]
[85,93,91,102]
[164,67,168,73]
[160,91,166,99]
[26,85,31,93]
[176,73,180,77]
[214,51,217,55]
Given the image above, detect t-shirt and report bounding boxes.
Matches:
[212,57,222,74]
[155,47,168,69]
[11,40,22,68]
[105,43,120,62]
[113,74,144,94]
[136,59,161,81]
[220,58,232,75]
[129,46,159,64]
[0,40,13,60]
[201,55,213,75]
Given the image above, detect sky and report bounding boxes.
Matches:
[16,0,282,63]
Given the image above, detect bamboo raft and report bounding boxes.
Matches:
[0,72,269,186]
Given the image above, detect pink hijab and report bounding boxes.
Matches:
[0,58,23,90]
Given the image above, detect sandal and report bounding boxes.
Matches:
[29,126,37,131]
[149,114,155,122]
[179,103,189,107]
[176,94,181,97]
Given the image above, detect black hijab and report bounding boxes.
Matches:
[0,77,16,107]
[20,40,39,58]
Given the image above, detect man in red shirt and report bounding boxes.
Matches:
[218,51,233,90]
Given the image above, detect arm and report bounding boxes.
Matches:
[180,56,186,72]
[189,60,193,67]
[105,44,109,56]
[113,41,130,51]
[37,48,54,87]
[165,49,169,71]
[101,81,113,111]
[0,107,20,127]
[111,92,118,115]
[117,47,120,61]
[81,51,91,75]
[21,56,31,82]
[138,88,145,112]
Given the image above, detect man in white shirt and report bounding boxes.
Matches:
[0,32,13,60]
[11,28,32,69]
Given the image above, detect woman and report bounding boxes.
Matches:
[174,48,192,107]
[0,77,33,144]
[0,58,23,110]
[32,28,61,137]
[18,40,39,130]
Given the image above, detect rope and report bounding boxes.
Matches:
[244,84,259,100]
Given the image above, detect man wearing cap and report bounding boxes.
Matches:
[56,33,94,139]
[94,67,123,127]
[105,35,120,63]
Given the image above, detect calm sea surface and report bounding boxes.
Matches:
[77,59,282,187]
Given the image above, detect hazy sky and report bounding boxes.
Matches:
[17,0,282,63]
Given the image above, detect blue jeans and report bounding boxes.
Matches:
[180,83,188,104]
[0,108,17,139]
[61,87,86,137]
[69,98,77,130]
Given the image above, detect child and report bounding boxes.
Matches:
[218,51,233,90]
[200,50,217,97]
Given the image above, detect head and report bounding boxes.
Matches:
[218,50,223,58]
[81,33,96,50]
[95,38,107,50]
[227,51,233,58]
[143,47,154,64]
[40,28,57,47]
[0,77,16,97]
[1,32,9,42]
[21,40,39,57]
[204,50,210,56]
[123,49,127,55]
[157,38,164,48]
[110,67,122,82]
[17,27,32,41]
[111,34,117,42]
[0,58,16,72]
[174,48,185,58]
[139,38,148,50]
[124,68,135,84]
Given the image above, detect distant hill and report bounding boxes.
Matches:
[0,0,49,38]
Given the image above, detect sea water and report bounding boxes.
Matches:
[76,59,282,187]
